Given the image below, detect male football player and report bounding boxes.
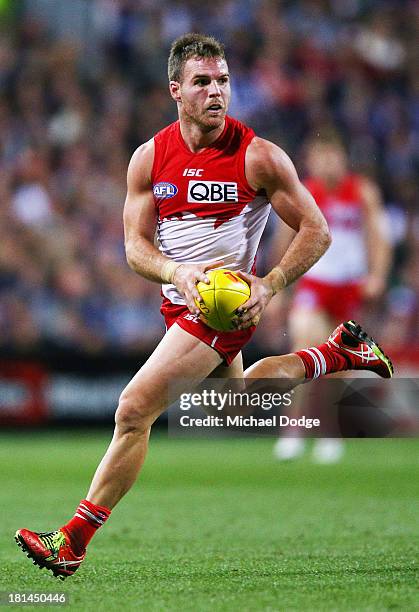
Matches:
[274,136,391,462]
[16,33,393,578]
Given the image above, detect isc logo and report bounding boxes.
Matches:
[183,169,203,176]
[187,180,238,203]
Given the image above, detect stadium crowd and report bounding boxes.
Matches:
[0,0,417,359]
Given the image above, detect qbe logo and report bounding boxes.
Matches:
[153,182,178,199]
[187,180,238,204]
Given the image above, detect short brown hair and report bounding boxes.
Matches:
[168,33,225,82]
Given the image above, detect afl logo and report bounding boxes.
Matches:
[153,182,178,199]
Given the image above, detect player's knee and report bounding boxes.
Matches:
[115,393,152,433]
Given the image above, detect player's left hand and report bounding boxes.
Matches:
[233,271,274,330]
[173,260,225,315]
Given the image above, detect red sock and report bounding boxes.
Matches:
[62,499,111,555]
[296,342,351,380]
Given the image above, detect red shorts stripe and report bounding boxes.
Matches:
[161,298,256,365]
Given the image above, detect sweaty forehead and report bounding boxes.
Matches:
[182,56,229,80]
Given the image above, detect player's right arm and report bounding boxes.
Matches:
[123,140,218,314]
[234,138,331,329]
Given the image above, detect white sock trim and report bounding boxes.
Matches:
[301,348,321,379]
[311,347,327,376]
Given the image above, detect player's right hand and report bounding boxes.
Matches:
[173,261,224,315]
[233,270,274,329]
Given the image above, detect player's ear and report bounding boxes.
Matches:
[169,81,181,102]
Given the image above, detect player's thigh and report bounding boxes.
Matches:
[120,322,223,418]
[204,351,246,407]
[288,306,333,350]
[208,351,244,379]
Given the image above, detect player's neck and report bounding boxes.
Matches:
[179,118,226,153]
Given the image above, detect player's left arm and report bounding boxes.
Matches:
[359,177,392,299]
[236,137,331,329]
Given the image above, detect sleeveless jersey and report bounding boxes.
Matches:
[304,175,368,284]
[152,116,271,304]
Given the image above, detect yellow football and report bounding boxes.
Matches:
[195,269,250,332]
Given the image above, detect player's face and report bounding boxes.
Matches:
[306,144,347,182]
[171,57,231,131]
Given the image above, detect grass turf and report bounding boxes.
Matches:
[0,431,418,610]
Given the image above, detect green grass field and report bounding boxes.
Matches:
[0,431,418,611]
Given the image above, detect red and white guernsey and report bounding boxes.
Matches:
[152,116,271,304]
[304,175,368,284]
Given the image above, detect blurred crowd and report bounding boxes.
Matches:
[0,0,418,358]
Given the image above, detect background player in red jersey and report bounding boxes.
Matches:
[274,136,392,462]
[15,34,392,578]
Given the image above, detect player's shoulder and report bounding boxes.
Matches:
[130,121,178,168]
[130,138,155,163]
[129,138,155,169]
[127,138,155,185]
[247,137,294,169]
[246,136,297,188]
